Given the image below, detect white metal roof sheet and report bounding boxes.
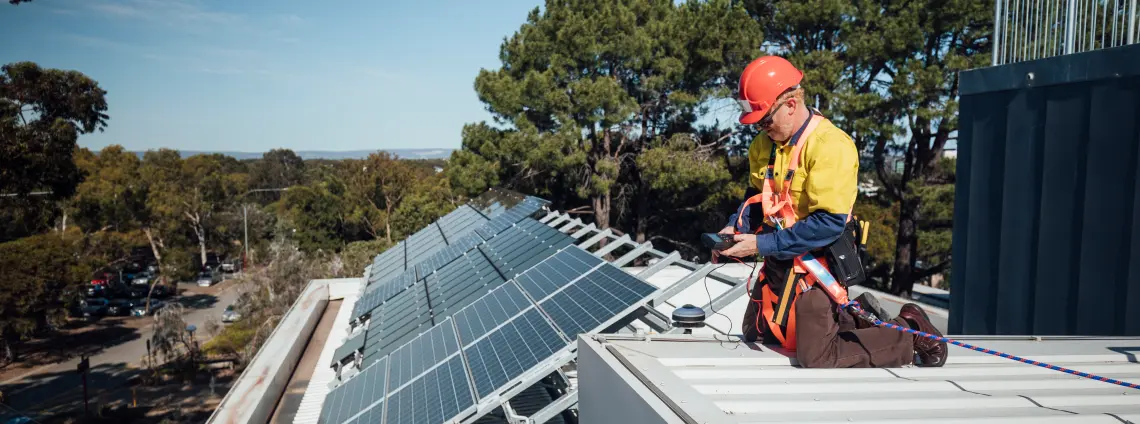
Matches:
[580,334,1140,423]
[622,263,949,336]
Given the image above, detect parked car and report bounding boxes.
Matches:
[130,270,157,286]
[222,305,240,323]
[197,270,222,287]
[130,300,166,317]
[107,298,141,316]
[220,258,241,273]
[78,298,110,320]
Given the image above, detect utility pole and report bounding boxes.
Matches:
[77,355,90,417]
[243,204,249,272]
[237,188,289,270]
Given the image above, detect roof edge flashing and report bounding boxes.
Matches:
[207,278,357,424]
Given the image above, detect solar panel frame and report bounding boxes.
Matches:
[437,205,489,241]
[535,263,660,340]
[512,247,604,301]
[354,270,418,319]
[321,355,388,424]
[426,254,507,321]
[341,318,476,424]
[450,282,535,345]
[325,244,659,424]
[461,307,569,399]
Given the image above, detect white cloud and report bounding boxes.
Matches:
[65,1,307,78]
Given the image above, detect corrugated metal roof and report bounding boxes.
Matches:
[624,263,949,337]
[580,334,1140,423]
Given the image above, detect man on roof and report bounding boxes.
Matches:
[715,55,948,369]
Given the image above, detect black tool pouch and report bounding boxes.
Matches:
[823,219,867,287]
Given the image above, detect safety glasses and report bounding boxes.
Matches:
[756,103,783,128]
[738,99,784,128]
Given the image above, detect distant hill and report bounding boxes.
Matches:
[126,149,455,161]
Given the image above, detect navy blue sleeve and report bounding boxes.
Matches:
[755,211,847,260]
[726,187,762,231]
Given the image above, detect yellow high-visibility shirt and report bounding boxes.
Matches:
[737,113,860,261]
[747,115,860,225]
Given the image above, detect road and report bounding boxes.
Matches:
[1,278,244,420]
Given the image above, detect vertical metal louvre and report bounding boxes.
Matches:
[952,42,1140,336]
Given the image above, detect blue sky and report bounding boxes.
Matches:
[1,0,547,153]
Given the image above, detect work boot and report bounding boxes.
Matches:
[852,292,892,329]
[897,303,948,367]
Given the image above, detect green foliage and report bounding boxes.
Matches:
[453,0,763,243]
[0,195,59,242]
[202,319,255,361]
[341,239,393,276]
[392,175,458,240]
[248,149,305,203]
[744,0,987,294]
[278,180,347,253]
[344,152,418,243]
[70,145,146,233]
[0,62,108,199]
[0,231,90,341]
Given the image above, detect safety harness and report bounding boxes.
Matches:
[734,113,852,351]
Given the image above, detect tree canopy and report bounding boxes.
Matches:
[1,61,108,200]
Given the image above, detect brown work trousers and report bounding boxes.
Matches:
[743,259,915,368]
[794,289,915,368]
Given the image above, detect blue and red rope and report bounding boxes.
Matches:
[843,300,1140,391]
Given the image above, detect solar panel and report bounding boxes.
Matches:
[405,224,447,258]
[383,354,473,424]
[369,243,406,278]
[355,219,561,322]
[331,331,366,366]
[426,253,507,320]
[321,355,387,424]
[354,270,417,319]
[362,280,432,364]
[415,232,485,279]
[451,282,534,344]
[535,263,660,339]
[321,248,660,424]
[385,319,461,388]
[327,321,474,424]
[479,221,574,280]
[462,306,568,399]
[513,246,604,300]
[437,205,488,241]
[475,202,545,239]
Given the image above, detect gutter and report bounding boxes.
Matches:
[206,278,347,424]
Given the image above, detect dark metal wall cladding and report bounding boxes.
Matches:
[951,44,1140,336]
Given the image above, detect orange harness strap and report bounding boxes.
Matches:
[737,114,853,351]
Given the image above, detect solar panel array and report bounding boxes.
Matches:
[353,192,548,320]
[321,245,661,424]
[362,190,547,289]
[353,218,575,365]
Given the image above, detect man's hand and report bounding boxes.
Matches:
[720,234,759,258]
[711,226,734,263]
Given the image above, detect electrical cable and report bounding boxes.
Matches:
[844,300,1140,391]
[702,254,762,346]
[701,262,740,347]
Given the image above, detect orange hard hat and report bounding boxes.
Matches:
[737,56,803,125]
